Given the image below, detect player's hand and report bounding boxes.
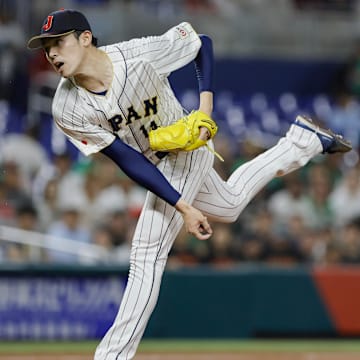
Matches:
[175,199,212,240]
[199,126,210,141]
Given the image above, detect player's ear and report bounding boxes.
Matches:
[79,30,93,47]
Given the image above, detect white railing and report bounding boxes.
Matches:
[0,225,111,264]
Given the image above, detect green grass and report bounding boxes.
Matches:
[0,340,360,354]
[0,341,97,354]
[139,339,360,353]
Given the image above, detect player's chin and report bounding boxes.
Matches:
[58,68,68,78]
[56,65,71,78]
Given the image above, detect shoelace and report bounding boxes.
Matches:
[206,143,224,162]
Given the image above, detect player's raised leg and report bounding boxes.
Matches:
[192,115,352,222]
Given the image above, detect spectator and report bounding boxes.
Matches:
[3,204,40,263]
[115,172,146,218]
[208,223,237,267]
[303,228,335,265]
[284,214,310,259]
[0,181,13,225]
[34,178,59,232]
[81,169,103,228]
[86,155,127,221]
[92,223,117,264]
[89,155,146,222]
[267,172,309,234]
[336,217,360,264]
[324,91,360,150]
[45,196,91,264]
[0,161,33,225]
[254,209,303,264]
[329,166,360,227]
[302,164,334,231]
[238,209,276,263]
[1,125,49,191]
[0,1,28,112]
[167,228,210,268]
[105,210,132,264]
[32,151,84,205]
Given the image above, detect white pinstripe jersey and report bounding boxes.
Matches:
[52,22,201,156]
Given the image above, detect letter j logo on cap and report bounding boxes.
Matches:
[42,15,54,32]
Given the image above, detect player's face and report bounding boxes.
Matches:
[43,33,86,78]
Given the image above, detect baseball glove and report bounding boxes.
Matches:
[149,110,218,152]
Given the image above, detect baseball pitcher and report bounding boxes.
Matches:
[28,9,351,360]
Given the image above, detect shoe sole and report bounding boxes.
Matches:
[295,115,352,154]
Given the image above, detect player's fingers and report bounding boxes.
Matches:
[199,126,210,141]
[200,216,212,235]
[195,232,211,241]
[193,227,211,241]
[192,218,212,241]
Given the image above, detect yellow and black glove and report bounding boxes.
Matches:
[149,110,223,160]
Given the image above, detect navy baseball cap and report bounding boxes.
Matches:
[27,9,93,49]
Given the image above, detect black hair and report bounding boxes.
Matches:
[74,30,98,47]
[16,203,38,217]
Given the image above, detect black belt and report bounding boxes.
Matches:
[155,151,168,160]
[144,149,169,165]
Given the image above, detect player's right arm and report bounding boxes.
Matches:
[54,103,211,240]
[101,138,212,240]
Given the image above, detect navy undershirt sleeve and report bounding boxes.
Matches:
[194,34,214,93]
[101,138,181,206]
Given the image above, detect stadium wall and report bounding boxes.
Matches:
[0,265,359,340]
[169,58,344,96]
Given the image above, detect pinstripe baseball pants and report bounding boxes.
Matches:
[94,123,322,359]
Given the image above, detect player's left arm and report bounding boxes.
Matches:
[195,34,215,142]
[194,34,214,118]
[148,32,221,157]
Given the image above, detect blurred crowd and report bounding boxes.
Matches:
[0,149,146,264]
[2,129,360,268]
[2,0,360,267]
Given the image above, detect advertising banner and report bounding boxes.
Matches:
[0,275,126,339]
